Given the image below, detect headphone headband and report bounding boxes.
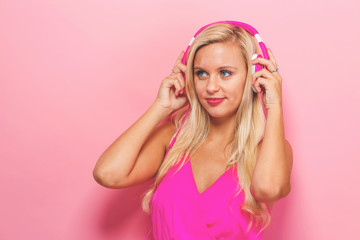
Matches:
[182,20,269,66]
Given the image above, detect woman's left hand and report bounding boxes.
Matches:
[251,48,283,109]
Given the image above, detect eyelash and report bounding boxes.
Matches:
[195,70,232,78]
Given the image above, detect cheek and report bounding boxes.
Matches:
[230,82,246,100]
[194,82,206,96]
[235,78,246,92]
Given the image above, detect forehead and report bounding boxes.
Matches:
[194,42,245,68]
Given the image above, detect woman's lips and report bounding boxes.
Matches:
[206,98,225,106]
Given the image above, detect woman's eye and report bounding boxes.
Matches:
[221,70,232,77]
[196,70,206,77]
[195,70,232,78]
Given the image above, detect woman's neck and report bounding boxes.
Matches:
[207,114,236,145]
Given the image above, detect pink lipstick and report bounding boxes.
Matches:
[206,98,225,106]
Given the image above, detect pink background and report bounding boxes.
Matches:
[1,0,359,239]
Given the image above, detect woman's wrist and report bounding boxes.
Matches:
[151,101,173,120]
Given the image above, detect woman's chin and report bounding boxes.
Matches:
[207,110,236,120]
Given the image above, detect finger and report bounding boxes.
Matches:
[172,62,187,75]
[253,77,267,93]
[178,62,187,72]
[167,78,182,96]
[173,62,187,75]
[252,69,272,93]
[252,68,273,83]
[173,72,185,91]
[174,51,185,67]
[252,56,276,71]
[169,74,185,95]
[267,48,278,67]
[177,50,185,61]
[169,67,185,89]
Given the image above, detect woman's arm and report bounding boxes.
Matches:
[92,103,172,188]
[250,105,293,204]
[93,51,188,189]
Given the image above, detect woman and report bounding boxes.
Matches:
[93,21,293,239]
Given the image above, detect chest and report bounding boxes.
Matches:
[190,142,233,194]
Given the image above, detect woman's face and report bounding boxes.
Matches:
[193,41,247,119]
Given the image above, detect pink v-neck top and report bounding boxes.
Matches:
[145,153,266,240]
[145,110,270,239]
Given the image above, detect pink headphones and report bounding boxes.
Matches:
[166,20,270,155]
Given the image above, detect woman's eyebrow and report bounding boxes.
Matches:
[194,66,238,70]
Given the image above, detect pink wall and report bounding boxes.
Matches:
[1,0,359,239]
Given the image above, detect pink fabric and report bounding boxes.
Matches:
[145,153,268,240]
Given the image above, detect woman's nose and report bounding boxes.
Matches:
[206,75,220,93]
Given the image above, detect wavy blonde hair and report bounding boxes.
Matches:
[142,23,271,235]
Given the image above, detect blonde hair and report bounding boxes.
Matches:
[141,23,271,235]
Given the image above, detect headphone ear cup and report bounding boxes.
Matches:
[251,54,263,93]
[251,54,263,74]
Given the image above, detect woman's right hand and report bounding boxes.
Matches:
[154,51,189,112]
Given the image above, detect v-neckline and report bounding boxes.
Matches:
[188,159,232,195]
